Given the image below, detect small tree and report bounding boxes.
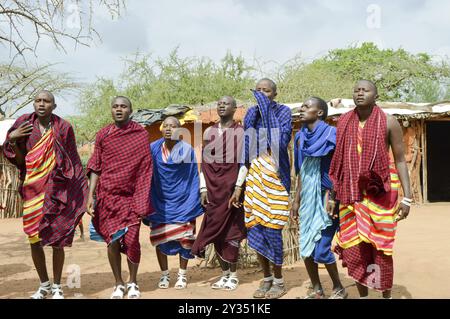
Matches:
[0,0,124,60]
[279,42,450,103]
[74,50,255,143]
[0,62,78,119]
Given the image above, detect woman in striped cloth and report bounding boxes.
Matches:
[291,97,347,299]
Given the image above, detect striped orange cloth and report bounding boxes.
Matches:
[244,153,290,230]
[336,122,399,255]
[22,129,56,244]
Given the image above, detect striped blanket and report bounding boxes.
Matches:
[299,156,333,259]
[22,128,56,243]
[336,163,400,255]
[150,222,196,248]
[336,122,400,255]
[244,153,290,230]
[150,221,196,259]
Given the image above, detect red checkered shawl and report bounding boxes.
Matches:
[329,105,391,205]
[3,113,88,247]
[87,121,153,243]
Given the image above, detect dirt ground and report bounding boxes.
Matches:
[0,204,449,299]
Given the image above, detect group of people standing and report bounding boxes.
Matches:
[3,77,411,300]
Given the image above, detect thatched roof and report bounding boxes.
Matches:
[186,99,450,123]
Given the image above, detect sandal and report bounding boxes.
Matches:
[51,284,64,299]
[110,284,126,299]
[211,275,229,290]
[30,282,51,299]
[265,282,287,299]
[304,289,325,299]
[223,276,239,291]
[127,283,141,299]
[175,273,187,290]
[158,274,170,289]
[253,280,273,298]
[329,288,348,299]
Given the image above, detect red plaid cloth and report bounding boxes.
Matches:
[87,121,153,245]
[119,224,141,264]
[335,242,394,292]
[329,106,391,205]
[3,113,88,247]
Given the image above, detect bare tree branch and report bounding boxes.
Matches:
[0,62,79,118]
[0,0,125,59]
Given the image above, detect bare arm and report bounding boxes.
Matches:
[290,139,302,222]
[86,172,99,217]
[290,174,302,221]
[388,115,412,221]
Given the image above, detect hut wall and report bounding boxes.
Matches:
[402,120,424,203]
[0,149,22,218]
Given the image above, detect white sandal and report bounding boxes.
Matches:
[158,274,170,289]
[51,284,64,299]
[127,283,141,299]
[174,273,187,290]
[30,282,51,299]
[211,275,229,289]
[110,284,126,299]
[223,276,239,291]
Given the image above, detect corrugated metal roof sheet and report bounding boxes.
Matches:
[288,99,450,119]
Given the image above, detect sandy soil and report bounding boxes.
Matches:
[0,204,449,299]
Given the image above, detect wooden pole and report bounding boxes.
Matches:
[421,120,428,203]
[414,121,423,203]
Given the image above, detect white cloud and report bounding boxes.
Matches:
[1,0,448,116]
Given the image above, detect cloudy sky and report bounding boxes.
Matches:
[3,0,450,116]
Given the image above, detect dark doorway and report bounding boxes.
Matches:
[426,121,450,202]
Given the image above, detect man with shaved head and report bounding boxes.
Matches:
[147,116,203,290]
[329,80,412,299]
[291,96,347,299]
[86,96,153,299]
[192,96,246,291]
[3,90,88,299]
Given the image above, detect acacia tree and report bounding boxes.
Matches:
[0,0,125,119]
[0,0,125,59]
[278,42,450,103]
[0,62,78,119]
[74,50,256,144]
